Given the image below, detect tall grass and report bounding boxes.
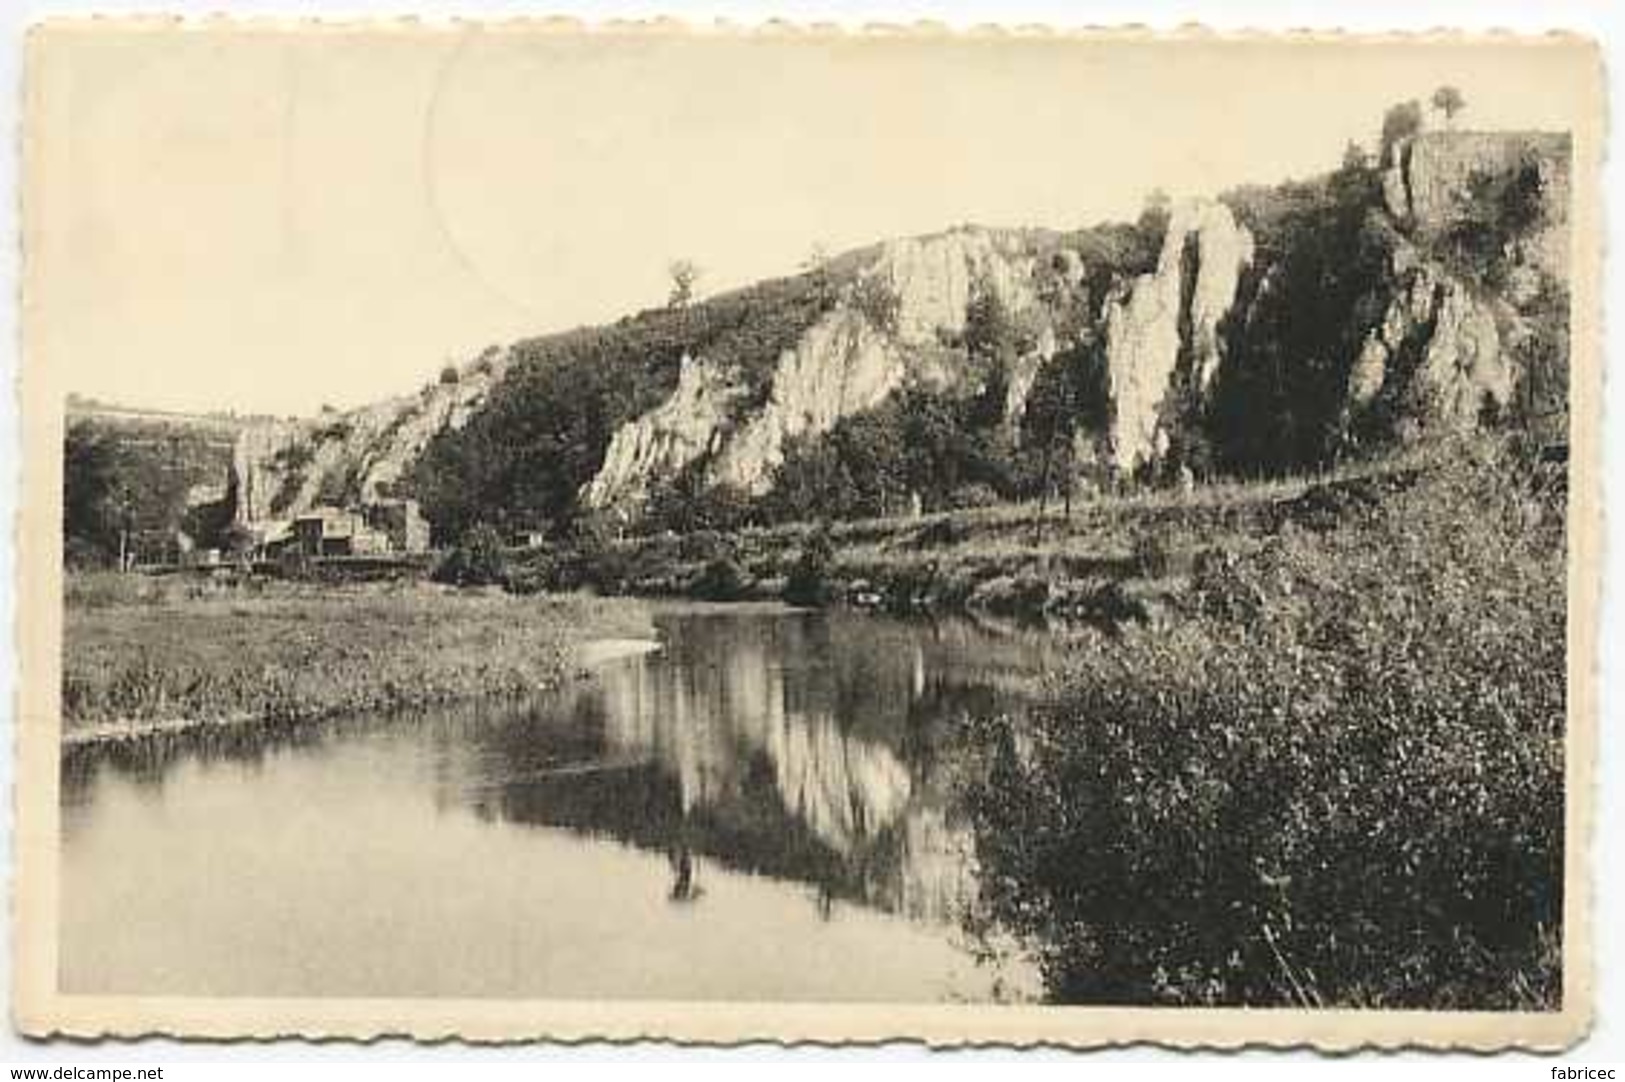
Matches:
[62,579,650,741]
[960,440,1567,1008]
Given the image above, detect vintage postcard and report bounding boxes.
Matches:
[11,21,1603,1048]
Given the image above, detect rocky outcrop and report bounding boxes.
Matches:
[711,309,903,494]
[232,349,509,526]
[1382,131,1571,281]
[1351,132,1572,442]
[1346,241,1510,436]
[582,354,742,508]
[217,127,1570,532]
[231,418,306,524]
[1103,200,1254,472]
[582,228,1059,510]
[873,228,1041,344]
[1004,325,1056,442]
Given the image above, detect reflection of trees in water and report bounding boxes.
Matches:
[61,715,343,816]
[458,609,1046,925]
[64,607,1058,932]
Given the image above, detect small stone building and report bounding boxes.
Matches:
[363,498,431,554]
[291,507,388,557]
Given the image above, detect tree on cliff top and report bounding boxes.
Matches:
[667,259,702,309]
[1431,85,1466,128]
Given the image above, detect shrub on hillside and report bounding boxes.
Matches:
[962,444,1565,1008]
[676,528,731,564]
[645,472,754,535]
[567,518,634,595]
[433,523,509,588]
[849,275,902,335]
[1445,150,1551,288]
[784,527,836,607]
[947,483,1001,511]
[691,556,750,601]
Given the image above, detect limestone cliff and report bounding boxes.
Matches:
[1344,131,1570,442]
[1102,200,1254,472]
[582,354,742,509]
[209,126,1569,536]
[872,227,1041,345]
[1382,131,1571,282]
[711,309,904,494]
[580,228,1061,510]
[1345,238,1511,437]
[232,348,509,527]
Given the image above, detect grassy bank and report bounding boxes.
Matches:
[510,449,1442,625]
[62,576,651,744]
[959,440,1568,1008]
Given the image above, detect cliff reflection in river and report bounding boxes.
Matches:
[457,605,1070,926]
[60,603,1058,1000]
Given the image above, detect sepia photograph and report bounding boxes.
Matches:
[10,20,1602,1048]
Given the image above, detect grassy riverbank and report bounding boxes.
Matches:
[511,447,1444,625]
[62,576,651,744]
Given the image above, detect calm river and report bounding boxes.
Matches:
[60,603,1062,1002]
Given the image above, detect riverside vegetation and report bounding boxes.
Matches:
[61,576,650,744]
[960,437,1567,1008]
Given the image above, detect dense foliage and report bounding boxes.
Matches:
[63,417,239,568]
[432,523,510,588]
[761,385,1021,521]
[405,272,838,543]
[962,442,1565,1007]
[783,525,836,607]
[1210,157,1387,473]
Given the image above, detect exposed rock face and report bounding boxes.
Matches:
[582,354,742,508]
[232,350,509,526]
[1352,131,1572,442]
[1103,200,1254,473]
[1383,131,1572,281]
[712,310,903,494]
[231,419,306,525]
[1004,325,1056,443]
[1346,242,1510,435]
[873,228,1040,344]
[582,228,1055,510]
[219,130,1569,531]
[230,226,1067,526]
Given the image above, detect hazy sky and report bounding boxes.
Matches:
[28,27,1589,416]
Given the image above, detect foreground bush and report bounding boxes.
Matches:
[432,523,509,588]
[962,443,1566,1009]
[690,555,750,601]
[783,528,835,607]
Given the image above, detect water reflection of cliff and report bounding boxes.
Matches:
[464,609,1052,926]
[62,607,1063,932]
